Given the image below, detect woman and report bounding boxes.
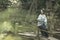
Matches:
[37,9,49,38]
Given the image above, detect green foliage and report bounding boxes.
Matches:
[55,0,60,19]
[0,7,37,32]
[20,0,32,10]
[37,0,46,9]
[20,0,46,10]
[0,0,11,11]
[57,0,60,5]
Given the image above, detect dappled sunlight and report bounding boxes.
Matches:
[1,21,13,33]
[4,35,15,40]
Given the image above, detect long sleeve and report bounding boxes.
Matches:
[37,14,43,26]
[37,15,41,22]
[44,15,47,26]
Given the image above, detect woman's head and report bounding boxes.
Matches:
[40,10,44,14]
[40,8,45,14]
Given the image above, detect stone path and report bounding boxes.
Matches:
[18,32,59,40]
[0,32,59,40]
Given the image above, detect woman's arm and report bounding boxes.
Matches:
[37,15,41,22]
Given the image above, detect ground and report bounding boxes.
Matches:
[0,32,59,40]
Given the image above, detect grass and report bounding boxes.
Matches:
[0,7,37,33]
[0,8,17,21]
[4,34,22,40]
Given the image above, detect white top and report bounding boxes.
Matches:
[37,14,47,26]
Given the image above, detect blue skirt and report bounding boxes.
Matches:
[38,24,47,30]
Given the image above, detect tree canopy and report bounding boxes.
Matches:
[0,0,11,11]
